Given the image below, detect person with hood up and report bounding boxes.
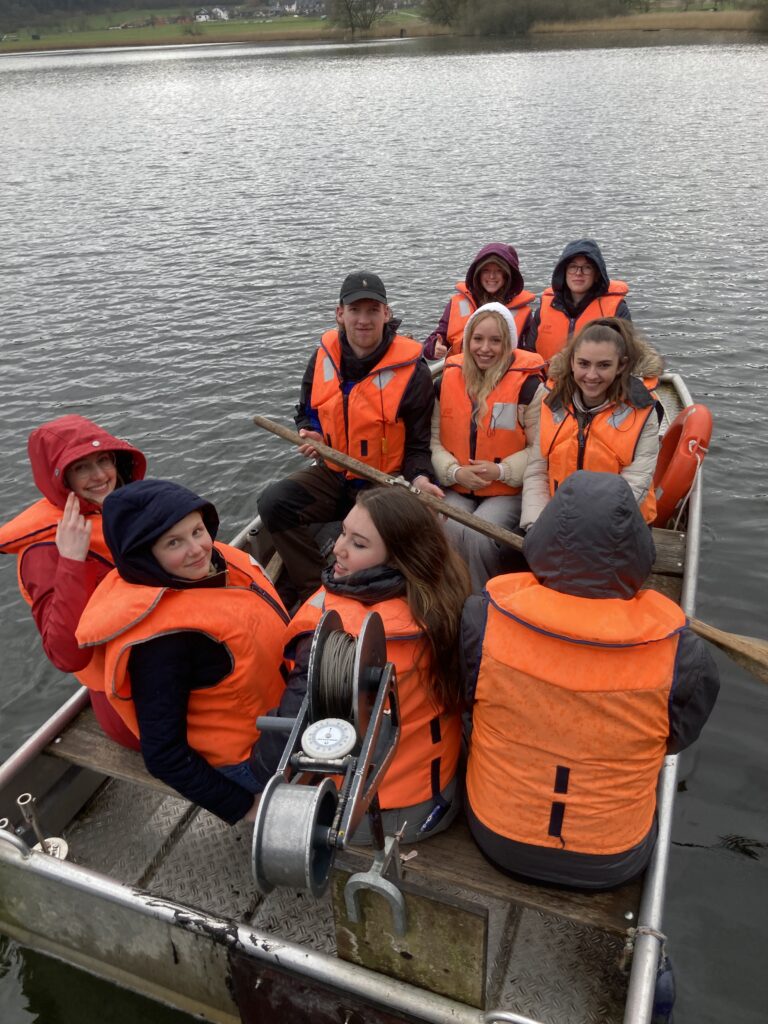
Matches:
[462,471,719,889]
[423,243,536,359]
[252,486,471,843]
[429,303,545,590]
[521,317,663,530]
[259,271,442,606]
[76,479,289,825]
[526,238,631,361]
[0,415,147,748]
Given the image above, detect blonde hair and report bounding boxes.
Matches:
[462,311,514,427]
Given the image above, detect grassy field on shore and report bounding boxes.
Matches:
[0,11,442,53]
[0,7,761,55]
[531,8,759,33]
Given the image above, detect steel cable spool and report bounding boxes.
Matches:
[252,611,390,896]
[252,775,338,896]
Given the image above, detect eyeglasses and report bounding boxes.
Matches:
[567,263,594,276]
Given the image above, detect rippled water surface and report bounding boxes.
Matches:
[1,34,767,1023]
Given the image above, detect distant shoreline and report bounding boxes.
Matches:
[0,10,760,56]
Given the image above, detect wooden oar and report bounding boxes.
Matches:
[253,414,768,684]
[687,618,768,685]
[252,413,523,552]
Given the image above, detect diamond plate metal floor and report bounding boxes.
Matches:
[62,779,630,1023]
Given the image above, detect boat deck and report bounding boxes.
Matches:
[34,706,643,1022]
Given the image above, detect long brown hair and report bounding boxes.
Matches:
[355,487,471,713]
[462,310,515,427]
[546,317,662,410]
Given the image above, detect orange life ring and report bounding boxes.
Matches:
[652,404,713,527]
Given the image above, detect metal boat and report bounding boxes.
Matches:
[0,372,703,1024]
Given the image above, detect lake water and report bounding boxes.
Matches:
[1,32,767,1024]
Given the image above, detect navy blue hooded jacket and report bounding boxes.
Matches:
[100,479,257,825]
[524,239,631,351]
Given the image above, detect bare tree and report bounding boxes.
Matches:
[330,0,382,31]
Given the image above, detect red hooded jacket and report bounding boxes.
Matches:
[0,416,146,742]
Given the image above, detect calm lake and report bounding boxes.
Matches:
[1,31,767,1024]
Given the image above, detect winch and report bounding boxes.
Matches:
[251,609,407,929]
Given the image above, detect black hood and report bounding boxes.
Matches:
[551,238,611,299]
[523,471,655,599]
[102,478,220,587]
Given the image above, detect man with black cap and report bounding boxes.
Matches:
[259,271,442,603]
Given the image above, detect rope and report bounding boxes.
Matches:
[672,440,708,531]
[316,629,356,720]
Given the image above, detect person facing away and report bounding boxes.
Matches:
[525,238,631,362]
[462,471,719,890]
[429,302,545,591]
[0,414,147,749]
[423,243,536,359]
[258,271,442,605]
[251,486,472,844]
[521,317,663,531]
[76,479,289,825]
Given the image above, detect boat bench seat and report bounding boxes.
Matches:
[47,706,640,938]
[47,706,178,798]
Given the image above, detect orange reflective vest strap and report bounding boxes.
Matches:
[539,390,657,523]
[310,330,422,478]
[285,588,461,810]
[0,497,112,605]
[439,351,545,497]
[467,573,685,855]
[76,544,288,766]
[535,280,630,362]
[445,285,537,353]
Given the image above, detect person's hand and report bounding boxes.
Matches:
[243,794,262,823]
[433,338,449,359]
[454,466,490,491]
[297,429,324,460]
[55,492,92,562]
[469,459,502,481]
[411,475,445,498]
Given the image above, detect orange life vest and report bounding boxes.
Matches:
[286,589,461,810]
[76,545,288,767]
[0,497,112,604]
[311,330,422,478]
[467,572,685,855]
[445,283,536,354]
[0,498,113,690]
[439,351,545,497]
[539,385,657,523]
[535,280,629,362]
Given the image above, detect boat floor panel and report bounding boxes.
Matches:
[64,778,194,885]
[145,808,260,921]
[494,908,627,1024]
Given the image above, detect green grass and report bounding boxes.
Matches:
[0,11,434,52]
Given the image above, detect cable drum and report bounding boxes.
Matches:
[315,628,357,720]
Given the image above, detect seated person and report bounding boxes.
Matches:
[252,486,471,844]
[258,271,442,604]
[423,243,535,359]
[525,238,631,361]
[462,471,719,890]
[521,317,663,530]
[0,415,146,749]
[76,479,289,825]
[429,303,545,591]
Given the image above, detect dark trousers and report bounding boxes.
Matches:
[258,463,360,602]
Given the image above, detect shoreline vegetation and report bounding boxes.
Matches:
[0,7,762,54]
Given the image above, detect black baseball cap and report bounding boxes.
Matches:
[339,272,387,305]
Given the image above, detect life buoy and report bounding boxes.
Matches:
[652,404,713,527]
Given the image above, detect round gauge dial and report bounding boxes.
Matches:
[301,718,357,760]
